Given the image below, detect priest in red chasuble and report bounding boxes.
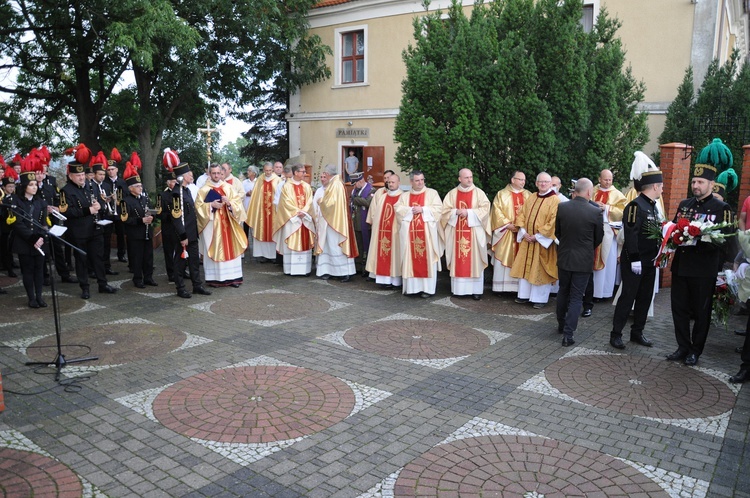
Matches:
[491,170,531,293]
[273,163,316,276]
[246,161,282,262]
[510,172,560,308]
[440,168,491,300]
[365,173,403,287]
[195,163,248,287]
[396,171,444,298]
[314,164,357,281]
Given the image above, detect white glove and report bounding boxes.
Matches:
[738,262,749,280]
[631,261,642,275]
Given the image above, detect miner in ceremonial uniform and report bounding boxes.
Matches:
[160,171,179,282]
[668,139,735,366]
[609,163,663,350]
[246,161,282,263]
[490,170,531,293]
[165,159,211,298]
[1,168,19,277]
[591,169,626,300]
[120,162,157,288]
[273,163,315,276]
[365,173,403,288]
[59,145,117,299]
[91,151,119,276]
[441,168,491,300]
[396,171,443,298]
[314,164,357,281]
[195,163,248,287]
[106,148,128,263]
[510,172,560,309]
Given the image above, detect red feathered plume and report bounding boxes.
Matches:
[0,155,6,169]
[122,161,139,182]
[22,155,42,174]
[11,153,22,166]
[91,151,108,167]
[64,143,92,165]
[162,148,179,171]
[4,166,19,181]
[129,152,142,172]
[39,145,51,166]
[110,147,122,163]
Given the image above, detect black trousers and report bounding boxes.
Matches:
[102,223,114,269]
[70,232,107,289]
[114,219,126,259]
[611,263,655,339]
[671,274,715,356]
[162,229,178,279]
[582,273,594,311]
[127,238,154,285]
[741,307,750,369]
[48,232,72,278]
[19,252,45,301]
[556,269,591,338]
[173,239,202,291]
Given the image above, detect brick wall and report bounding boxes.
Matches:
[658,143,692,288]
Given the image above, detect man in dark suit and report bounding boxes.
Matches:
[555,178,604,347]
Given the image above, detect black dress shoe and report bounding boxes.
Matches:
[99,285,118,294]
[420,292,432,299]
[81,288,90,299]
[28,299,40,309]
[134,282,146,289]
[340,275,352,282]
[144,280,159,286]
[532,302,545,309]
[37,299,47,307]
[581,308,592,318]
[230,283,240,288]
[176,289,192,299]
[735,330,747,336]
[562,337,575,347]
[729,369,750,383]
[666,350,687,361]
[514,298,529,304]
[684,353,698,366]
[610,337,625,349]
[61,275,79,284]
[630,335,653,347]
[193,286,212,295]
[472,294,482,301]
[319,274,330,280]
[118,257,128,263]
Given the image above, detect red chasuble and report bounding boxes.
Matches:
[454,189,474,277]
[375,194,400,275]
[294,183,312,251]
[408,192,429,278]
[260,180,275,241]
[593,189,609,271]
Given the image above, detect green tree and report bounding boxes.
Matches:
[394,0,648,196]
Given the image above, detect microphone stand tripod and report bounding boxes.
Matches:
[7,204,98,380]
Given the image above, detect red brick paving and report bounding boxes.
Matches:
[394,435,669,497]
[344,319,490,359]
[211,294,330,320]
[0,448,83,497]
[545,355,736,418]
[26,323,185,365]
[153,366,356,443]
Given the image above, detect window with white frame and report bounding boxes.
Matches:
[334,25,367,86]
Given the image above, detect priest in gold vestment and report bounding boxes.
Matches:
[396,171,444,297]
[592,169,626,299]
[314,164,357,281]
[246,162,282,261]
[365,173,403,287]
[510,172,560,308]
[440,168,491,300]
[195,164,248,287]
[273,163,316,276]
[491,171,531,293]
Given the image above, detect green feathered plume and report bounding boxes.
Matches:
[716,168,738,192]
[696,137,733,171]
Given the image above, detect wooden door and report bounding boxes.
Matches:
[362,146,385,186]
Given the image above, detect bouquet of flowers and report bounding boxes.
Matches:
[712,270,739,330]
[647,217,736,268]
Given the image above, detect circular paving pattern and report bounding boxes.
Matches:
[344,319,490,359]
[545,355,735,418]
[153,366,356,443]
[450,295,549,315]
[0,295,85,324]
[394,435,668,497]
[211,294,330,321]
[26,323,185,365]
[0,274,18,287]
[0,448,83,497]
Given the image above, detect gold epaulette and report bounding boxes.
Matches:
[171,197,182,219]
[59,191,68,213]
[724,210,734,224]
[120,200,128,222]
[156,194,162,215]
[626,205,638,226]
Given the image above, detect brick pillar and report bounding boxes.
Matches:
[738,145,750,221]
[658,142,692,288]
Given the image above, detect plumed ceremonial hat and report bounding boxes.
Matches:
[694,138,733,181]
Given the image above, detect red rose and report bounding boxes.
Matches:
[677,218,690,230]
[687,225,701,237]
[672,232,683,245]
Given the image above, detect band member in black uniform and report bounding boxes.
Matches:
[91,152,119,276]
[35,162,77,284]
[159,171,179,282]
[12,166,50,308]
[668,139,735,366]
[610,167,663,350]
[1,170,19,278]
[59,152,118,299]
[107,149,128,263]
[120,163,157,288]
[168,161,211,298]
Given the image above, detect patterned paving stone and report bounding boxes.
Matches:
[152,366,357,444]
[433,295,551,321]
[0,447,83,497]
[392,435,669,497]
[343,319,491,359]
[545,354,736,419]
[0,274,19,287]
[0,294,85,324]
[25,321,186,365]
[210,294,331,321]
